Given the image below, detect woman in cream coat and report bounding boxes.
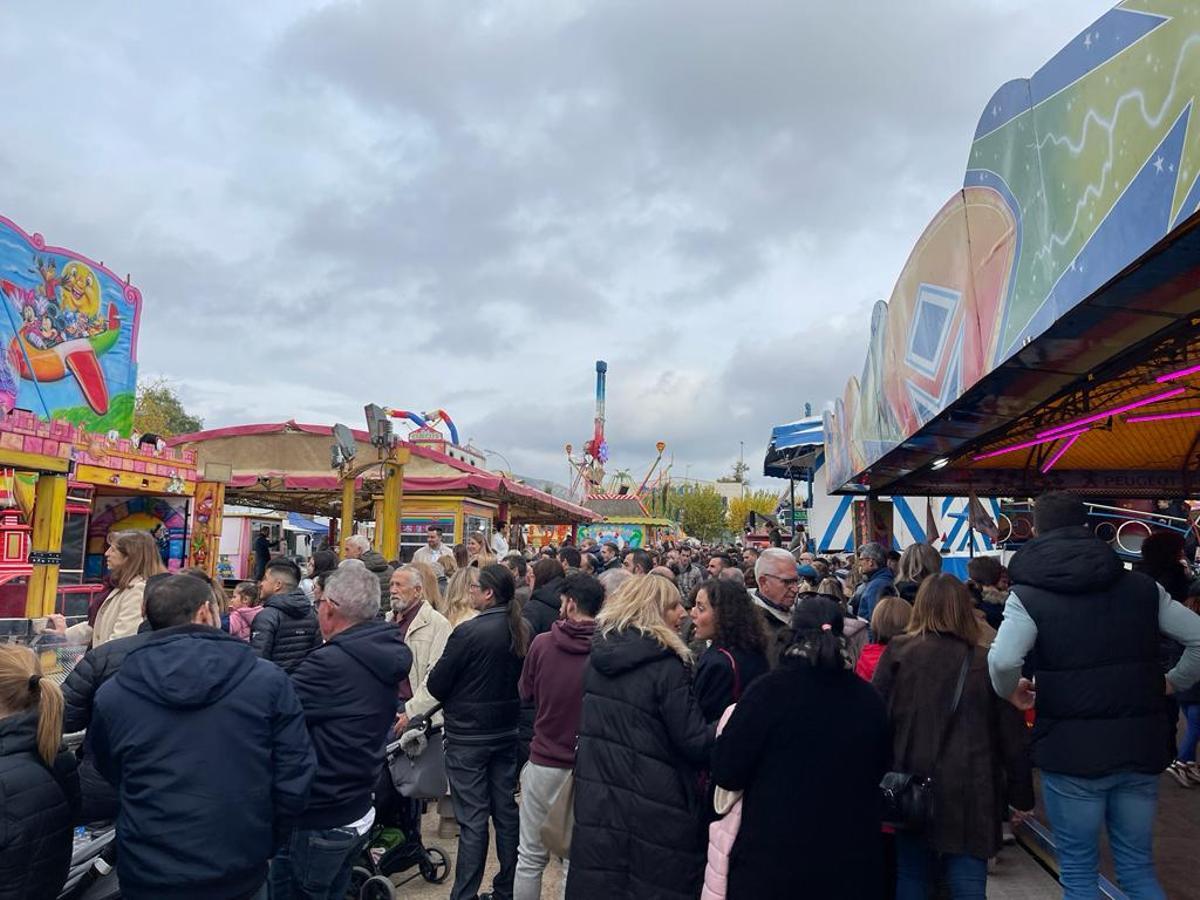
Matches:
[54,531,166,648]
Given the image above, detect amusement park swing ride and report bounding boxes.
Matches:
[564,361,675,547]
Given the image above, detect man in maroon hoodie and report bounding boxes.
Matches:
[513,572,604,900]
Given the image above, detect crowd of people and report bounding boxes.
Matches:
[3,491,1200,898]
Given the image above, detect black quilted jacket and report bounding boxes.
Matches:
[250,589,323,672]
[0,711,79,900]
[63,629,157,733]
[566,631,714,900]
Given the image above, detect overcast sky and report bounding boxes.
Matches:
[0,0,1113,485]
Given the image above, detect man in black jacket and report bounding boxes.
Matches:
[269,562,412,900]
[599,541,621,572]
[990,491,1200,898]
[251,558,322,672]
[428,564,526,900]
[90,574,316,900]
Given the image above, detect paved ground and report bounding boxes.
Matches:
[389,810,1053,899]
[384,810,564,898]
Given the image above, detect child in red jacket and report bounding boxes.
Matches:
[854,592,912,682]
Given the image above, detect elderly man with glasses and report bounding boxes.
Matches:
[270,562,412,900]
[752,548,803,667]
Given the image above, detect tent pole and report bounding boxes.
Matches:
[789,473,796,541]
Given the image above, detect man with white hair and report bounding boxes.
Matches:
[270,564,412,899]
[343,533,394,602]
[753,548,802,667]
[389,565,451,731]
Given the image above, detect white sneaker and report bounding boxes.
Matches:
[1167,761,1193,787]
[1185,762,1200,786]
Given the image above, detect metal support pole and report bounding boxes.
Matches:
[789,474,796,539]
[340,475,356,557]
[26,473,67,618]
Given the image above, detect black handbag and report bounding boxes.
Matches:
[880,646,972,831]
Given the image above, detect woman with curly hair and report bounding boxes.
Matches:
[691,578,770,723]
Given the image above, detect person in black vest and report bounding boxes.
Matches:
[989,491,1200,899]
[251,558,322,673]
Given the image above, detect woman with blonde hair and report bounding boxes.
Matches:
[443,566,481,629]
[55,530,166,647]
[410,560,443,610]
[567,575,713,899]
[894,542,943,603]
[466,531,489,565]
[872,574,1033,899]
[0,646,78,899]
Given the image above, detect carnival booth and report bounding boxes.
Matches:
[577,493,676,549]
[169,420,597,575]
[818,7,1200,892]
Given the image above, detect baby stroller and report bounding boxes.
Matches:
[347,709,450,900]
[58,824,119,900]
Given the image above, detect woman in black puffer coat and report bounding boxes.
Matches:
[567,574,714,900]
[0,646,79,900]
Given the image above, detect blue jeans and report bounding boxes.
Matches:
[1041,771,1165,900]
[445,737,520,900]
[1178,703,1200,763]
[268,825,365,900]
[894,834,987,899]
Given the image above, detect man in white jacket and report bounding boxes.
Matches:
[389,565,451,730]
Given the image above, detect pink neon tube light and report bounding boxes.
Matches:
[973,427,1090,462]
[1156,362,1200,383]
[1041,431,1083,474]
[1036,387,1186,438]
[1125,408,1200,423]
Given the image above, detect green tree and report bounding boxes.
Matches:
[727,489,780,531]
[716,459,750,484]
[133,378,204,437]
[675,484,727,542]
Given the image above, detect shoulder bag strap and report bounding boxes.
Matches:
[717,647,742,701]
[934,645,973,762]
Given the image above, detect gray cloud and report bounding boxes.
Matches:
[0,0,1112,482]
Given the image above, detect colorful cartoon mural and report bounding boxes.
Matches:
[579,523,647,549]
[825,3,1200,491]
[0,216,140,435]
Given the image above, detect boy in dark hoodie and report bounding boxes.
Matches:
[513,572,604,899]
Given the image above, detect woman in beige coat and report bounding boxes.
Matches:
[55,531,166,647]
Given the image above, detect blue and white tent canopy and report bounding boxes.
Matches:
[285,511,327,533]
[763,415,824,479]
